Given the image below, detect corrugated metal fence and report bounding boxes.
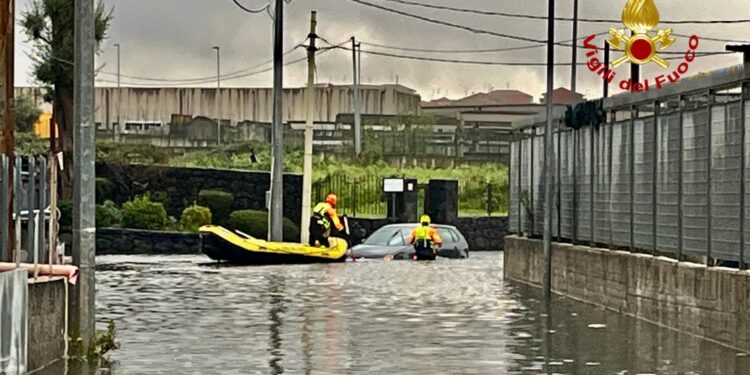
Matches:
[509,74,750,267]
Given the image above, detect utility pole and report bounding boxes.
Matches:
[0,0,13,256]
[72,0,96,354]
[603,43,610,98]
[269,0,285,242]
[571,0,578,93]
[351,37,362,156]
[301,11,317,244]
[543,0,555,301]
[114,43,121,142]
[213,46,222,145]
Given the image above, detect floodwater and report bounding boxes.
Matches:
[90,253,748,374]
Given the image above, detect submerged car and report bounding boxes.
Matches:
[350,223,469,260]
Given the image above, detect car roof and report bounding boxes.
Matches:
[378,223,459,230]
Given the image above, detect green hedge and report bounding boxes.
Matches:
[96,200,122,228]
[198,190,233,225]
[121,195,168,230]
[180,204,212,232]
[228,210,300,242]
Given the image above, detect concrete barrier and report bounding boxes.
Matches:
[28,277,66,373]
[504,236,750,352]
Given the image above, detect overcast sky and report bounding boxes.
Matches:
[13,0,750,101]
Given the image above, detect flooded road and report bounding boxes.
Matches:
[96,253,749,374]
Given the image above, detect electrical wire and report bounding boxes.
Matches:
[231,0,270,14]
[95,44,343,87]
[98,44,305,83]
[332,45,731,67]
[379,0,750,25]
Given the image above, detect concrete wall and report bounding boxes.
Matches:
[90,84,421,128]
[504,236,750,352]
[97,229,200,255]
[96,162,303,224]
[28,278,66,373]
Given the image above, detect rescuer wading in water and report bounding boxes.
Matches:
[309,193,344,247]
[407,215,443,261]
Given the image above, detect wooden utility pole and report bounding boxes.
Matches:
[301,11,317,244]
[0,0,14,257]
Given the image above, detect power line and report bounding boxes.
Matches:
[95,45,343,87]
[333,45,731,67]
[380,0,750,25]
[98,44,305,83]
[231,0,271,14]
[346,0,547,44]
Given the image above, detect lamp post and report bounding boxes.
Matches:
[212,46,222,145]
[114,43,121,142]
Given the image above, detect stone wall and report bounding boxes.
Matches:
[504,236,750,352]
[96,229,201,255]
[96,162,302,224]
[28,277,66,373]
[348,216,508,251]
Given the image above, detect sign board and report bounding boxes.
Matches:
[383,178,404,193]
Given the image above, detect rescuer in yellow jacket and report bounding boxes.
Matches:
[407,215,443,261]
[309,193,345,247]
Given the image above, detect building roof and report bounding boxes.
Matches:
[422,89,534,108]
[540,87,586,105]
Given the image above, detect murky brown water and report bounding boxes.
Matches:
[92,253,749,374]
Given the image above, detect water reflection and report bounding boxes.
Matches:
[88,254,749,374]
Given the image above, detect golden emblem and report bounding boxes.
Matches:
[607,0,675,68]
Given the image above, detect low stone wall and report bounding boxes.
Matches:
[348,216,508,251]
[504,236,750,352]
[28,277,66,373]
[96,229,201,255]
[96,162,303,224]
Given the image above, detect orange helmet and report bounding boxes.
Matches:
[326,193,338,206]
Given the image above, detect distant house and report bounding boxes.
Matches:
[540,87,586,105]
[422,89,534,109]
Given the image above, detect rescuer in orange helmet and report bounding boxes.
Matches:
[407,215,443,261]
[309,193,345,247]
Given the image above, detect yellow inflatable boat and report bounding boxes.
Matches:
[199,225,349,265]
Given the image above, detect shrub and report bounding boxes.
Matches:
[121,195,168,230]
[228,210,300,242]
[58,200,73,227]
[149,191,170,207]
[96,178,115,204]
[198,190,234,225]
[180,204,212,232]
[96,200,122,228]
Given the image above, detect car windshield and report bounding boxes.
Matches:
[364,227,407,246]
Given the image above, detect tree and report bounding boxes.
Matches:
[14,95,42,133]
[21,0,112,198]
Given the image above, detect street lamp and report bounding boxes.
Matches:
[114,43,121,141]
[212,46,222,145]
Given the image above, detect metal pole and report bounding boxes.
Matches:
[608,113,614,248]
[652,101,659,255]
[38,157,47,272]
[590,124,595,246]
[213,46,221,145]
[517,130,523,234]
[706,90,714,266]
[28,157,36,279]
[677,96,685,261]
[352,37,362,156]
[72,0,96,352]
[572,129,578,242]
[571,0,578,94]
[114,43,120,142]
[49,154,58,266]
[603,43,610,98]
[629,106,636,252]
[557,122,562,241]
[542,0,555,300]
[741,84,748,270]
[13,155,20,266]
[301,11,317,244]
[269,0,285,242]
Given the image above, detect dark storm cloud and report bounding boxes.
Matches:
[14,0,750,100]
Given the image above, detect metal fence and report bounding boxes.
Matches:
[0,155,59,274]
[509,67,750,268]
[313,173,505,219]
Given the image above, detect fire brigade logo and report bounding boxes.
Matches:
[606,0,675,68]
